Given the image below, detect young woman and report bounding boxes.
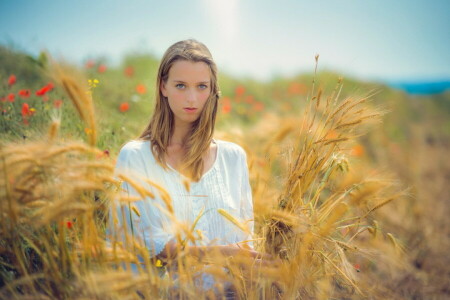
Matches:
[111,39,273,270]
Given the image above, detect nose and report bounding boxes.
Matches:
[186,88,196,104]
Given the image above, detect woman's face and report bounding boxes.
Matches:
[161,60,211,126]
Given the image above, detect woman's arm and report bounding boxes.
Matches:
[157,240,276,265]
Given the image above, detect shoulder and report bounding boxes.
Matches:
[215,140,250,183]
[215,139,247,160]
[118,140,149,156]
[116,139,152,167]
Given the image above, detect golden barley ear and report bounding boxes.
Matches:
[218,208,251,234]
[47,118,60,143]
[49,60,97,146]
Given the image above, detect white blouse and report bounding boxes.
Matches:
[111,139,254,257]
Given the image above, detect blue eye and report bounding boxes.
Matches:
[199,84,208,90]
[176,83,185,89]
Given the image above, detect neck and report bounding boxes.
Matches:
[170,120,192,146]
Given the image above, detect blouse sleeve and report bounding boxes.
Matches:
[240,150,254,248]
[108,144,174,258]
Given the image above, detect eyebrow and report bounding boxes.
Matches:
[173,80,210,84]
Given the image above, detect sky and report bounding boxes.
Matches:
[0,0,449,82]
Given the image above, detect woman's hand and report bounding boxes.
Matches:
[157,240,282,270]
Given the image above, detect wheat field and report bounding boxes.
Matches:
[1,48,449,299]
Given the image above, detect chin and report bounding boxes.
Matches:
[178,116,200,125]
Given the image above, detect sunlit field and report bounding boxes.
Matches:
[1,46,449,299]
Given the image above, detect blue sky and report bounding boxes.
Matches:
[0,0,449,82]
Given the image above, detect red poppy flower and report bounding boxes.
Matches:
[8,75,16,86]
[222,104,232,114]
[7,93,15,102]
[253,102,265,112]
[46,82,54,92]
[54,99,63,108]
[98,64,107,73]
[85,60,95,69]
[244,95,255,104]
[66,221,73,229]
[135,84,146,95]
[288,82,307,96]
[18,89,31,98]
[21,103,34,125]
[119,102,130,112]
[21,103,31,117]
[96,149,110,160]
[35,83,52,97]
[36,87,47,96]
[221,97,232,114]
[235,85,245,97]
[124,66,134,77]
[354,264,361,272]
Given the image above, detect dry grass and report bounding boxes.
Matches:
[0,63,406,299]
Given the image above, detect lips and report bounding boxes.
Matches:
[183,107,198,113]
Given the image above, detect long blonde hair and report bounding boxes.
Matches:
[139,39,220,182]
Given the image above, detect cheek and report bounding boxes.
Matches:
[199,91,211,105]
[167,95,180,111]
[167,91,184,103]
